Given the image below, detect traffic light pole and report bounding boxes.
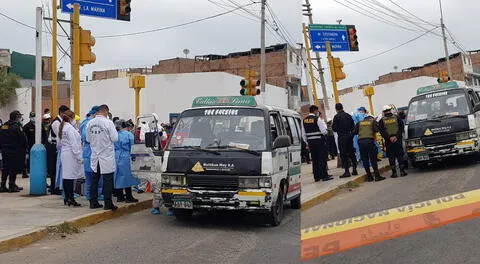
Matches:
[72,4,80,115]
[52,0,58,117]
[326,42,340,104]
[302,23,320,108]
[439,0,452,78]
[260,0,266,99]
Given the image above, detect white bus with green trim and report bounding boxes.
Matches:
[159,96,302,226]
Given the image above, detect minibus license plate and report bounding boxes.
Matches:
[173,199,193,209]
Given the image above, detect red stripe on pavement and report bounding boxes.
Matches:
[301,201,480,261]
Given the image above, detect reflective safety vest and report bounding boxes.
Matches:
[383,115,399,137]
[358,119,375,140]
[303,115,324,142]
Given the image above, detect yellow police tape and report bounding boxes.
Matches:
[301,188,480,240]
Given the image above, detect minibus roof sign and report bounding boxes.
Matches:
[192,96,258,107]
[416,81,460,95]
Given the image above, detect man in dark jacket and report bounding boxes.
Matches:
[23,111,36,178]
[379,105,407,178]
[0,111,27,192]
[332,103,358,178]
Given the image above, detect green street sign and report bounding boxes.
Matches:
[308,24,346,30]
[416,81,460,95]
[192,96,257,108]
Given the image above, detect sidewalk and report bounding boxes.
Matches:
[301,158,390,211]
[0,178,152,253]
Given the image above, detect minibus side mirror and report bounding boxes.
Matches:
[474,104,480,113]
[145,132,156,148]
[273,135,291,149]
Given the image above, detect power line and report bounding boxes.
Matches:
[96,3,256,39]
[344,27,439,66]
[0,11,36,30]
[386,0,437,27]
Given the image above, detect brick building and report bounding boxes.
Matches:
[92,43,305,109]
[374,50,480,86]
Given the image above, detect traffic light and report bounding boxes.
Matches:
[117,0,131,21]
[331,57,346,82]
[437,71,450,83]
[346,25,358,51]
[240,70,260,96]
[79,29,96,66]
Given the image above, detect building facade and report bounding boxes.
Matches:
[92,43,305,110]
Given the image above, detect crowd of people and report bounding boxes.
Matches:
[0,105,172,214]
[302,102,408,183]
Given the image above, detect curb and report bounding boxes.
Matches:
[0,199,152,254]
[300,165,391,212]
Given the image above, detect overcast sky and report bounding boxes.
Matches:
[1,0,479,98]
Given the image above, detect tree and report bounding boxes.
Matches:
[0,67,21,107]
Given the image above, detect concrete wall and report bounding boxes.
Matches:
[80,72,288,122]
[324,77,465,118]
[0,88,32,122]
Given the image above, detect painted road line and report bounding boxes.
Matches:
[301,201,480,261]
[302,188,480,240]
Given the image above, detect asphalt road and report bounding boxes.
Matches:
[0,207,299,264]
[302,158,480,264]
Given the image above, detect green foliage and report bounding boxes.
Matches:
[0,68,21,107]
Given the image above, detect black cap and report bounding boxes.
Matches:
[59,105,69,114]
[335,103,344,111]
[9,110,22,121]
[29,111,35,118]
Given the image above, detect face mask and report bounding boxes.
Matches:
[30,117,35,123]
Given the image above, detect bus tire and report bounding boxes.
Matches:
[266,186,284,226]
[290,195,301,210]
[173,209,193,221]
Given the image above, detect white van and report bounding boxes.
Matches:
[155,96,302,226]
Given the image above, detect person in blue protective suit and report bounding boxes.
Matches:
[352,107,367,163]
[114,119,139,203]
[80,106,103,201]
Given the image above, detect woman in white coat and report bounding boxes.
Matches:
[59,110,83,207]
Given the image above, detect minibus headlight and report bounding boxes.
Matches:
[456,131,477,141]
[259,177,272,188]
[239,178,259,188]
[407,138,422,147]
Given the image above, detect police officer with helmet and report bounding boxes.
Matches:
[0,110,27,192]
[303,105,334,182]
[379,105,408,178]
[353,114,386,182]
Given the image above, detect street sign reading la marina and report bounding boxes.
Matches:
[61,0,117,19]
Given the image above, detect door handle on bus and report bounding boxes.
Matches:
[289,153,292,162]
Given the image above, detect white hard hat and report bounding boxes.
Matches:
[43,113,51,119]
[383,105,392,111]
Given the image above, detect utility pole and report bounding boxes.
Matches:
[260,0,266,99]
[52,0,58,117]
[31,6,47,196]
[439,0,452,78]
[303,0,329,110]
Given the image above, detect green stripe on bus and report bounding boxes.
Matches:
[289,166,301,176]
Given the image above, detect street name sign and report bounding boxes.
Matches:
[309,24,350,52]
[61,0,117,20]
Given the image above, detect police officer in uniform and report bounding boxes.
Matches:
[23,112,37,178]
[332,103,358,178]
[379,105,408,178]
[353,114,386,182]
[0,111,27,192]
[303,105,333,182]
